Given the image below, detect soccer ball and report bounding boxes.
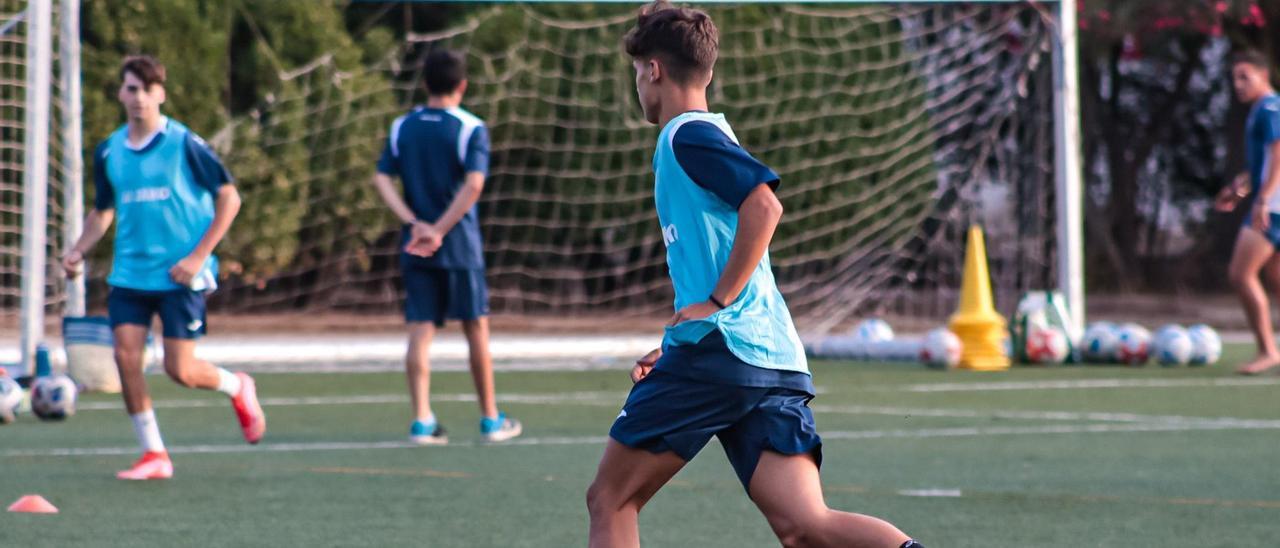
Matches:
[30,375,78,421]
[0,376,24,424]
[920,328,962,369]
[1025,325,1069,364]
[1153,325,1193,366]
[1186,324,1222,366]
[1115,323,1151,365]
[852,319,894,343]
[1082,322,1118,363]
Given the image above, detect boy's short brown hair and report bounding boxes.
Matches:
[120,55,166,87]
[623,1,718,85]
[1231,49,1271,73]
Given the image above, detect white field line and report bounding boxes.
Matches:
[818,421,1280,441]
[811,404,1280,427]
[898,489,963,497]
[229,360,631,374]
[74,391,623,411]
[71,394,1280,431]
[6,420,1280,460]
[0,437,610,458]
[900,377,1280,392]
[73,388,831,412]
[0,334,661,368]
[3,330,1270,366]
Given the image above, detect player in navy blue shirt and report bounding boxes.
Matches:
[372,49,521,444]
[586,4,924,548]
[61,56,265,480]
[1215,50,1280,375]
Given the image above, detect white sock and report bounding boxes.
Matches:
[215,368,241,397]
[416,412,436,426]
[131,409,166,453]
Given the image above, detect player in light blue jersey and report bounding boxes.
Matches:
[62,56,265,480]
[586,4,923,547]
[372,49,521,445]
[1214,50,1280,375]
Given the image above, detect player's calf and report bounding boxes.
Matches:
[766,509,925,548]
[162,363,205,388]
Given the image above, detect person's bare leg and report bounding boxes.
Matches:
[113,324,174,479]
[165,335,265,444]
[461,317,499,418]
[114,325,152,415]
[750,451,912,548]
[406,322,436,420]
[1229,229,1280,374]
[161,338,222,390]
[586,439,687,548]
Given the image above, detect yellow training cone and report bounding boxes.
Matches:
[949,225,1010,371]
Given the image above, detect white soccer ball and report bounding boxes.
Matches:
[30,375,77,421]
[1082,322,1119,363]
[0,376,24,425]
[852,319,894,343]
[1115,323,1151,365]
[1026,325,1070,364]
[920,328,962,369]
[1186,324,1222,366]
[1153,325,1194,366]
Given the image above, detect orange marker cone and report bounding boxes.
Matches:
[7,494,58,514]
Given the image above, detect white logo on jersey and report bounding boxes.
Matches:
[662,224,679,247]
[120,187,171,204]
[616,409,628,419]
[419,113,443,122]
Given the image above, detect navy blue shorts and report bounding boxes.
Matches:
[402,263,489,326]
[609,370,823,492]
[107,286,207,340]
[1242,213,1280,249]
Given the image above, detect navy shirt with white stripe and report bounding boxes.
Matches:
[377,106,490,270]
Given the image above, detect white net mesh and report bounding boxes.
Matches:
[69,3,1061,335]
[0,0,70,327]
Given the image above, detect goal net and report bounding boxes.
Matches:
[68,2,1064,335]
[0,0,74,330]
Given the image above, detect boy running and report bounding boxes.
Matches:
[62,55,265,480]
[586,4,924,547]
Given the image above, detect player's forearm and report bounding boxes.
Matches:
[190,185,241,259]
[71,209,114,254]
[372,172,417,224]
[434,171,485,234]
[712,185,782,305]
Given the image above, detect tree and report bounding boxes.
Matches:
[1077,0,1275,289]
[77,0,400,308]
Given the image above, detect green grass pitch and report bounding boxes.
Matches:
[2,344,1277,547]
